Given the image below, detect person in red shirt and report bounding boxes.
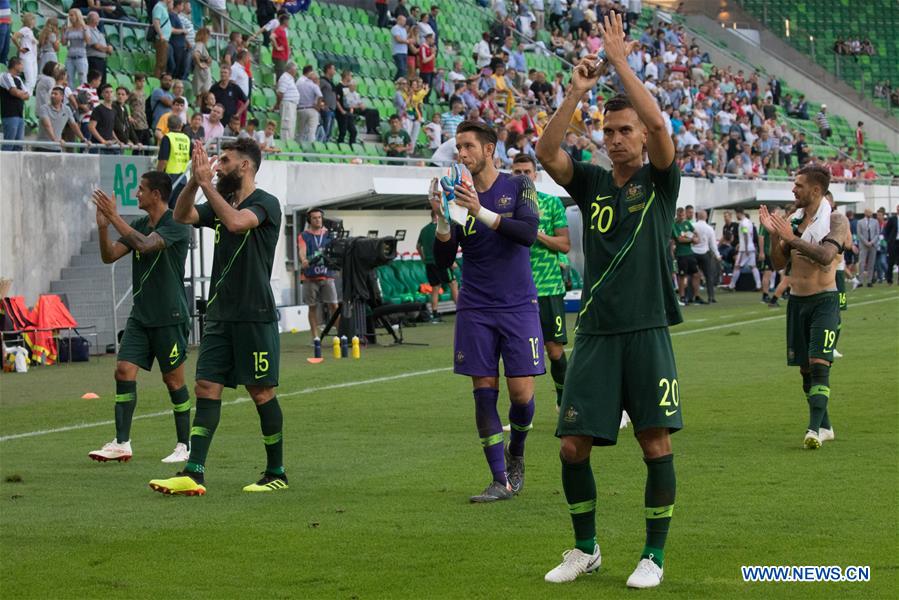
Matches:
[271,13,290,80]
[829,157,845,180]
[418,32,435,102]
[855,121,864,161]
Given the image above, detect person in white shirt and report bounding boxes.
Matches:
[643,56,659,81]
[473,33,492,69]
[230,51,251,97]
[728,207,761,290]
[429,136,457,166]
[423,112,442,151]
[675,124,700,150]
[448,60,467,83]
[716,108,734,130]
[12,13,39,93]
[692,210,721,302]
[275,62,299,141]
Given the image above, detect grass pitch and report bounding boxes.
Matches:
[1,288,897,599]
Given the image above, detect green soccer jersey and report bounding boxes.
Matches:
[196,189,282,322]
[530,191,569,297]
[759,223,771,255]
[122,210,190,327]
[671,219,695,257]
[417,222,437,265]
[562,160,683,335]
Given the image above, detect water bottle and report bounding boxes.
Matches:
[332,336,341,359]
[340,335,349,358]
[313,337,322,359]
[351,336,361,359]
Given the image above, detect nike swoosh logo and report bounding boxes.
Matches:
[533,360,540,366]
[595,195,613,202]
[255,373,267,380]
[652,510,669,516]
[665,409,678,416]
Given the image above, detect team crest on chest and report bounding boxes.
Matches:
[496,196,513,210]
[624,183,643,203]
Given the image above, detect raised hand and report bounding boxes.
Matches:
[452,183,482,216]
[192,141,215,186]
[599,11,637,67]
[570,54,600,95]
[91,188,118,221]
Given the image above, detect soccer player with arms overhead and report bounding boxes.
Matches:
[150,138,286,495]
[430,121,542,503]
[89,172,192,465]
[510,154,572,408]
[536,12,683,589]
[760,166,849,449]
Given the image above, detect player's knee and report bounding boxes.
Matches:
[637,427,672,458]
[560,437,590,463]
[194,380,216,398]
[247,386,275,405]
[161,370,183,391]
[114,363,134,382]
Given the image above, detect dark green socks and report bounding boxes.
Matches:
[550,353,567,407]
[257,398,284,476]
[185,398,221,473]
[169,386,191,445]
[643,454,676,568]
[114,380,137,443]
[561,454,596,554]
[807,363,831,432]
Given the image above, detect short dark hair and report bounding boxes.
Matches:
[99,83,113,94]
[603,95,634,115]
[456,121,497,146]
[685,204,694,210]
[116,86,129,94]
[797,164,831,193]
[134,73,146,82]
[87,69,102,83]
[323,62,335,72]
[220,137,263,173]
[7,57,22,69]
[512,154,537,168]
[42,61,58,77]
[51,86,65,94]
[248,118,259,127]
[141,171,172,202]
[302,65,314,75]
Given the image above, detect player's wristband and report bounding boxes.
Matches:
[436,218,450,235]
[474,206,499,228]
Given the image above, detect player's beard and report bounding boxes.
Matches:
[215,169,242,200]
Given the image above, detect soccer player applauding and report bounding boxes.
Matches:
[536,12,683,589]
[431,121,542,503]
[150,138,286,495]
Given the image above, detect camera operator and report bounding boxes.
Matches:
[298,208,340,340]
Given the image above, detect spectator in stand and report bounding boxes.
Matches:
[424,111,441,152]
[191,27,212,101]
[474,32,492,70]
[258,120,279,153]
[211,64,247,123]
[12,12,37,93]
[37,17,60,72]
[440,98,464,141]
[318,62,337,142]
[166,0,188,81]
[75,68,101,141]
[183,111,204,142]
[37,85,89,150]
[84,11,112,87]
[343,79,380,135]
[375,0,389,29]
[855,121,864,161]
[391,15,409,80]
[429,5,440,47]
[230,49,252,113]
[225,114,242,138]
[149,71,174,128]
[89,83,123,154]
[151,0,173,78]
[335,69,357,146]
[221,31,241,65]
[789,94,809,120]
[33,60,56,111]
[794,131,809,166]
[815,104,832,140]
[383,114,412,158]
[419,33,436,102]
[154,95,187,141]
[275,61,299,141]
[271,13,290,80]
[296,65,323,142]
[207,0,226,33]
[200,102,224,141]
[126,73,151,146]
[113,85,139,148]
[0,57,28,149]
[64,9,90,88]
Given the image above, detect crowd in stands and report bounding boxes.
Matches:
[832,37,875,59]
[0,0,893,182]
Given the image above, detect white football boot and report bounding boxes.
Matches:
[626,557,664,588]
[161,442,190,463]
[818,428,835,443]
[544,545,602,583]
[803,429,821,449]
[89,439,133,462]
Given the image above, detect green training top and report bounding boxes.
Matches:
[122,209,190,327]
[671,219,696,257]
[758,223,771,255]
[562,160,683,335]
[530,191,569,297]
[417,222,437,265]
[196,189,282,322]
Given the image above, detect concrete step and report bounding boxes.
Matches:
[69,301,133,319]
[61,265,132,281]
[80,241,102,255]
[52,289,129,305]
[51,278,130,293]
[70,253,110,267]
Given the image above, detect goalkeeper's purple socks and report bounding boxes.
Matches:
[474,387,507,486]
[508,396,535,457]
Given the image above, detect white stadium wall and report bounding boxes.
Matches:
[2,153,897,305]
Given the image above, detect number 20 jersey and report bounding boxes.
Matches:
[562,160,683,335]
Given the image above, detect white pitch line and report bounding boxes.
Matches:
[0,367,452,443]
[2,296,896,442]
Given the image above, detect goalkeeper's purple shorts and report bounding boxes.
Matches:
[452,309,545,378]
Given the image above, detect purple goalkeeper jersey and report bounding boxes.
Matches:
[434,172,540,312]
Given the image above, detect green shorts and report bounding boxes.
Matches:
[538,294,568,345]
[786,291,840,366]
[196,320,280,388]
[556,327,683,446]
[835,270,848,311]
[117,318,189,373]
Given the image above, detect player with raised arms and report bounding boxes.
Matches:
[430,121,542,503]
[760,166,849,449]
[149,137,286,495]
[88,171,192,465]
[536,12,683,589]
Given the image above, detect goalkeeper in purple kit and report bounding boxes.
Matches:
[431,121,543,503]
